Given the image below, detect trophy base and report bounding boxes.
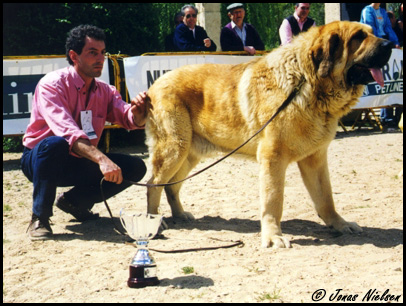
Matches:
[128,264,160,288]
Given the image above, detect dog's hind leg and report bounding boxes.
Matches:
[297,148,363,235]
[146,104,193,218]
[163,153,201,220]
[147,142,191,216]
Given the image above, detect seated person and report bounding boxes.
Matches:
[173,4,217,52]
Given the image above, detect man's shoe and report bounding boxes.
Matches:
[55,193,99,222]
[27,214,53,240]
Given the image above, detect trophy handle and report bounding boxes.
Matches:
[119,208,127,233]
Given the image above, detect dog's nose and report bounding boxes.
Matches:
[381,40,395,50]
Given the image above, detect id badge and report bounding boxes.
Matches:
[80,110,97,139]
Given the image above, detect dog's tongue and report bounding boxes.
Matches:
[369,68,385,87]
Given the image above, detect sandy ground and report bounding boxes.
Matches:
[3,129,403,303]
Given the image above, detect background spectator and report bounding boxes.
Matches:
[279,3,315,45]
[220,3,264,55]
[173,4,217,52]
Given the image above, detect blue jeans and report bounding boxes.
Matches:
[380,107,402,125]
[21,136,147,219]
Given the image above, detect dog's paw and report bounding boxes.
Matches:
[173,211,195,221]
[334,221,363,235]
[330,217,363,235]
[262,235,292,249]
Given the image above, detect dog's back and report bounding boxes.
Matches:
[146,60,264,157]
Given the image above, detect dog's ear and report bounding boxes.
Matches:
[311,33,341,78]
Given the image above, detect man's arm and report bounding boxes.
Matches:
[73,91,148,184]
[279,19,292,46]
[72,138,123,184]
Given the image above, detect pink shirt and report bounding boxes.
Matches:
[23,65,141,155]
[279,12,316,45]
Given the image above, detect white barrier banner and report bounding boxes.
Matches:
[124,55,253,99]
[3,57,109,135]
[124,51,403,109]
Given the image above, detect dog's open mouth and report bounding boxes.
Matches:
[347,64,385,87]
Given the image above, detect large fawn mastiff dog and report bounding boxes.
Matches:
[144,21,393,248]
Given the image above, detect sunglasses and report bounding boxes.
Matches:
[186,14,197,19]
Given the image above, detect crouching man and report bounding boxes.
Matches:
[22,25,148,240]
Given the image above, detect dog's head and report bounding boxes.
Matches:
[310,21,393,87]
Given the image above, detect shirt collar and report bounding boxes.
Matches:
[294,12,307,24]
[231,21,245,30]
[68,65,99,92]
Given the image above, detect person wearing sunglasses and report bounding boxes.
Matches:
[279,3,315,46]
[221,3,264,55]
[173,4,217,51]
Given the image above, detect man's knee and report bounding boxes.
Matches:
[125,157,147,182]
[37,136,69,157]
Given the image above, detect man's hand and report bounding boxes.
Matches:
[203,38,212,48]
[244,46,256,55]
[99,158,123,184]
[131,91,148,127]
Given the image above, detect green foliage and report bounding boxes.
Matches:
[181,266,195,274]
[3,3,188,56]
[3,136,23,153]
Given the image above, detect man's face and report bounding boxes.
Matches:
[229,8,245,27]
[183,7,197,29]
[70,36,106,80]
[295,3,310,20]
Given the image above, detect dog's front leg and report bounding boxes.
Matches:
[259,156,291,248]
[297,148,362,235]
[147,183,164,215]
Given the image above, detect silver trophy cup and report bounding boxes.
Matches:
[120,209,163,288]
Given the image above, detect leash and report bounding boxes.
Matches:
[125,237,244,253]
[100,78,305,251]
[100,177,127,235]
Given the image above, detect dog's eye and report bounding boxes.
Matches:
[350,30,367,43]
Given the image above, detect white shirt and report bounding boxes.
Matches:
[231,21,247,45]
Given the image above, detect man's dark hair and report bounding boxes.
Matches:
[295,3,311,8]
[180,4,198,16]
[65,24,106,65]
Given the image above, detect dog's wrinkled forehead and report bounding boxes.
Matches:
[358,22,373,34]
[348,23,374,40]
